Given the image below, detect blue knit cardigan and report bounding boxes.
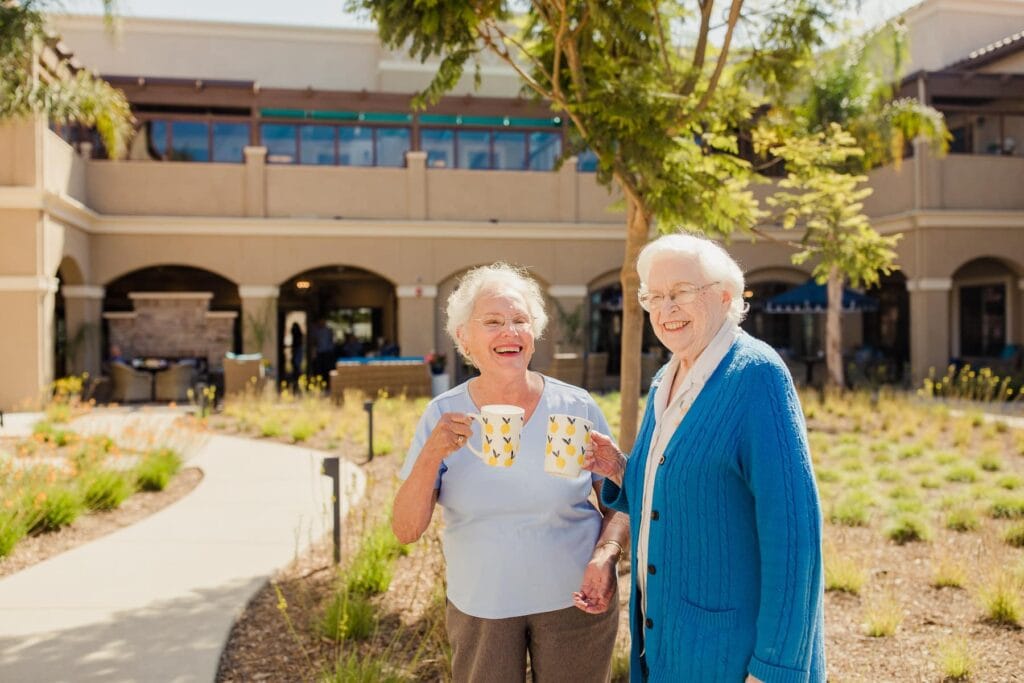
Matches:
[602,333,825,683]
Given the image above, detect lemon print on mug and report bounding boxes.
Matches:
[544,413,594,478]
[466,405,524,469]
[553,449,565,469]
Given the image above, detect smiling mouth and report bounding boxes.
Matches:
[494,345,523,355]
[662,321,689,331]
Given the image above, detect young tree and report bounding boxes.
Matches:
[760,21,949,388]
[351,0,845,448]
[1,0,133,158]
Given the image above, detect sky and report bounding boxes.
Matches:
[59,0,925,32]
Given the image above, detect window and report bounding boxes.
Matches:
[212,122,249,163]
[339,126,374,166]
[577,148,599,172]
[149,120,168,158]
[171,121,209,162]
[422,128,454,168]
[300,125,336,165]
[261,123,297,164]
[528,131,562,171]
[960,283,1006,356]
[457,129,491,169]
[377,127,410,167]
[494,131,526,170]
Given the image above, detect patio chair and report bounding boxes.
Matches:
[546,353,584,386]
[223,354,265,396]
[154,361,197,402]
[585,352,609,391]
[109,361,153,403]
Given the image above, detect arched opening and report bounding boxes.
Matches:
[54,257,86,379]
[102,265,241,373]
[741,268,808,355]
[863,271,910,380]
[278,265,397,383]
[586,271,658,388]
[952,257,1020,362]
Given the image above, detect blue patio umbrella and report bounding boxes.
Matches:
[763,279,879,314]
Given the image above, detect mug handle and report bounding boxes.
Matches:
[464,413,485,459]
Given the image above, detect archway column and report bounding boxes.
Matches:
[0,276,58,409]
[907,277,952,382]
[62,285,105,379]
[396,284,436,358]
[239,285,279,369]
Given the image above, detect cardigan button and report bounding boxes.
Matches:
[648,564,656,575]
[651,510,660,521]
[658,455,665,465]
[645,617,654,629]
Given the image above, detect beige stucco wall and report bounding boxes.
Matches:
[43,129,86,202]
[0,292,49,409]
[0,210,43,276]
[266,165,409,220]
[904,1,1024,73]
[85,161,246,216]
[931,155,1024,210]
[979,49,1024,74]
[0,119,40,187]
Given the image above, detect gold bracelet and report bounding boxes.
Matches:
[599,539,624,558]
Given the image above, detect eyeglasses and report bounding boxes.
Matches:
[473,316,533,332]
[637,282,719,312]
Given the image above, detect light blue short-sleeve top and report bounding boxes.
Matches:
[399,376,611,619]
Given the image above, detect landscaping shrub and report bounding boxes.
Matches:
[32,486,83,532]
[863,594,902,637]
[81,470,133,510]
[978,570,1023,626]
[825,554,865,595]
[135,448,182,492]
[944,506,981,533]
[989,495,1024,519]
[319,587,376,642]
[322,650,404,683]
[885,514,931,544]
[1004,522,1024,549]
[0,509,28,558]
[937,637,973,681]
[829,492,872,527]
[932,557,967,589]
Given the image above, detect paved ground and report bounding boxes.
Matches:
[0,410,365,683]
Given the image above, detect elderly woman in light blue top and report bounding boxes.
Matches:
[394,262,628,683]
[582,234,825,683]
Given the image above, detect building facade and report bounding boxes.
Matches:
[1,0,1023,408]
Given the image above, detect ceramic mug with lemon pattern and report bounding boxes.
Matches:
[544,413,593,478]
[466,404,524,468]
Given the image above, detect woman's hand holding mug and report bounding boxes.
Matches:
[582,431,627,487]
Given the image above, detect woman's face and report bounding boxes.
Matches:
[458,289,536,377]
[645,254,731,361]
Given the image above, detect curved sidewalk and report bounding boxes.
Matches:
[0,415,365,682]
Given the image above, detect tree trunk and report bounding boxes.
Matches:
[826,267,844,389]
[618,196,651,453]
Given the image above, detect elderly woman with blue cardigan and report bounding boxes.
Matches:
[582,233,825,683]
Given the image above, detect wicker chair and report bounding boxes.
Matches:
[584,352,609,391]
[223,354,266,396]
[109,362,153,403]
[329,360,432,401]
[545,353,585,386]
[154,362,197,402]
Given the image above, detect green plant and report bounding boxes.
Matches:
[932,557,967,589]
[944,506,981,533]
[81,470,133,511]
[989,495,1024,519]
[863,593,902,637]
[322,650,405,683]
[825,554,866,594]
[289,416,317,443]
[996,474,1022,490]
[32,486,82,532]
[319,587,376,641]
[978,569,1023,626]
[260,417,283,438]
[0,509,29,557]
[937,636,973,681]
[1004,523,1024,549]
[978,453,1002,472]
[884,514,931,544]
[830,491,873,527]
[135,448,182,492]
[945,465,979,484]
[346,523,406,596]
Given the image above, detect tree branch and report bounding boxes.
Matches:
[681,0,714,96]
[653,2,673,79]
[693,0,743,116]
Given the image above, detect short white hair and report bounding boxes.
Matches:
[445,263,549,363]
[636,233,747,326]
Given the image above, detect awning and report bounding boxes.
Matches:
[764,279,879,314]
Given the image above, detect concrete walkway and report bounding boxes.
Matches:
[0,411,366,682]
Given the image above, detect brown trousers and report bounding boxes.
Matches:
[446,600,618,683]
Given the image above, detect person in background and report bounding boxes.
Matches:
[109,344,128,364]
[289,321,304,381]
[582,233,825,682]
[394,262,628,682]
[312,317,335,383]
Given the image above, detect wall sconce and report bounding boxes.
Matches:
[295,280,311,290]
